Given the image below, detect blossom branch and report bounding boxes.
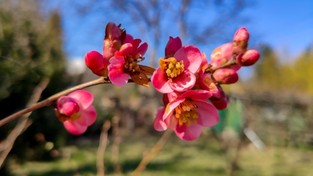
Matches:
[0,77,111,127]
[205,57,237,74]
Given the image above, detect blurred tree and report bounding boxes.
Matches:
[252,44,313,94]
[289,47,313,93]
[0,0,72,170]
[254,45,283,91]
[61,0,253,65]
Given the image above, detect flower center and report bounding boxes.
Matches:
[160,57,184,79]
[174,100,198,126]
[124,56,143,73]
[56,111,81,122]
[56,97,81,122]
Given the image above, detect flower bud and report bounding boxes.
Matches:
[210,96,228,110]
[233,27,249,43]
[237,49,260,66]
[233,27,249,54]
[213,68,238,84]
[85,51,109,76]
[103,22,126,59]
[211,43,233,63]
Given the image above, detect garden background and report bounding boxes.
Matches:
[1,0,313,175]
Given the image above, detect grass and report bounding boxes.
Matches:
[7,131,313,176]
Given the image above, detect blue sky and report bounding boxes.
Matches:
[58,1,313,62]
[246,0,313,60]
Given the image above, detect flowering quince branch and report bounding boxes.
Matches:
[0,21,260,175]
[0,76,109,127]
[1,22,259,139]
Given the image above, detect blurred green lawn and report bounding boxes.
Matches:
[8,132,313,176]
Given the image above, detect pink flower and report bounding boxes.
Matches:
[152,37,202,93]
[154,90,219,141]
[108,37,153,87]
[85,51,109,77]
[55,90,97,135]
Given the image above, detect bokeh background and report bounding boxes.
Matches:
[1,0,313,175]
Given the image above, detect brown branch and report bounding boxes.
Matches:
[0,77,110,127]
[129,130,172,176]
[205,58,237,74]
[96,120,111,176]
[0,78,50,167]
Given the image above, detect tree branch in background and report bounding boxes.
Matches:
[129,130,172,176]
[96,120,111,176]
[111,115,122,174]
[0,78,50,167]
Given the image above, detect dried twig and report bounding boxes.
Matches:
[129,130,172,176]
[111,115,122,174]
[96,120,111,176]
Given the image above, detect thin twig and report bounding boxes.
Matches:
[0,78,50,167]
[0,77,110,127]
[111,115,122,174]
[96,120,111,176]
[129,130,172,176]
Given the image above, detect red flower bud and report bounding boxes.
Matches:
[237,49,260,66]
[233,27,249,54]
[210,96,228,110]
[213,68,238,84]
[233,27,249,43]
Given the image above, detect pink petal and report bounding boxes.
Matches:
[163,98,185,121]
[119,43,133,56]
[85,51,106,76]
[174,124,202,141]
[68,90,94,109]
[63,120,87,135]
[151,68,173,93]
[165,36,182,57]
[57,97,80,116]
[108,56,130,86]
[153,107,168,131]
[105,22,122,40]
[174,46,202,73]
[180,89,212,101]
[137,42,148,56]
[131,39,141,49]
[124,34,134,43]
[169,70,196,92]
[76,106,97,126]
[194,100,219,127]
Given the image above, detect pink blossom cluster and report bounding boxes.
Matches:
[54,23,259,140]
[151,27,259,141]
[85,23,154,87]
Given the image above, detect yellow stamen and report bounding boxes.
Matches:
[159,57,185,79]
[174,100,198,126]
